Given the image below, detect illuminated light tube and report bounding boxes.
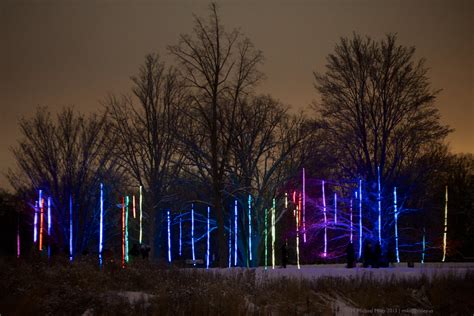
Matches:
[285,192,288,209]
[350,198,353,243]
[17,213,20,258]
[264,208,268,270]
[442,186,448,262]
[271,198,276,269]
[358,180,363,259]
[39,190,43,251]
[47,197,51,258]
[167,209,171,263]
[234,200,238,266]
[302,168,306,243]
[99,184,104,265]
[206,206,210,269]
[69,195,73,261]
[334,193,337,224]
[139,186,143,244]
[292,191,296,217]
[121,196,125,267]
[422,227,426,264]
[377,166,382,244]
[132,195,136,219]
[248,195,252,263]
[296,205,300,269]
[394,187,400,263]
[191,203,195,266]
[228,216,232,268]
[322,180,327,257]
[33,201,38,243]
[179,213,182,256]
[125,196,129,263]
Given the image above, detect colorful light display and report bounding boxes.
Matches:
[264,208,268,270]
[139,186,143,244]
[322,180,327,257]
[248,195,252,263]
[271,198,276,269]
[191,203,196,266]
[422,227,426,264]
[121,196,125,267]
[99,184,104,265]
[167,209,171,263]
[206,206,210,269]
[179,212,182,256]
[39,190,43,251]
[33,200,38,244]
[358,180,363,259]
[442,185,448,262]
[302,168,306,243]
[47,196,51,258]
[394,187,400,263]
[377,166,382,244]
[69,195,73,261]
[132,195,136,219]
[234,200,238,266]
[295,205,300,269]
[350,198,353,243]
[334,192,337,224]
[125,196,129,263]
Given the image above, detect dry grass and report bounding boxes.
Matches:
[0,257,472,315]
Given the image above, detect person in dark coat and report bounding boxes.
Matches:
[387,239,397,267]
[373,242,382,268]
[140,244,151,260]
[363,241,373,268]
[130,243,140,258]
[346,242,356,268]
[281,239,288,268]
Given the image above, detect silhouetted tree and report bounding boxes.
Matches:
[169,3,264,267]
[106,54,188,259]
[8,107,121,255]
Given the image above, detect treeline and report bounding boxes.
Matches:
[2,4,473,265]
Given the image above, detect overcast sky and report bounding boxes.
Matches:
[1,0,472,189]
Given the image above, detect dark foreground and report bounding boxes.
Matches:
[0,258,473,315]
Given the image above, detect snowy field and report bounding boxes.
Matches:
[207,262,474,280]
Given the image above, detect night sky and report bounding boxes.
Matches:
[1,0,472,189]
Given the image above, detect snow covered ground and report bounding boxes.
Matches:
[206,262,474,280]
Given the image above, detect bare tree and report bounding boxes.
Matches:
[227,95,308,265]
[169,3,264,267]
[8,107,120,255]
[313,33,452,241]
[105,54,187,259]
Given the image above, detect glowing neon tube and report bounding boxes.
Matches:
[358,179,363,259]
[139,186,143,244]
[350,198,353,243]
[334,193,337,224]
[69,195,73,261]
[125,196,129,263]
[39,190,43,251]
[17,212,20,258]
[248,195,252,263]
[296,205,300,269]
[206,206,210,269]
[167,209,171,263]
[394,187,400,263]
[422,227,426,264]
[191,203,195,266]
[99,183,104,265]
[302,168,306,243]
[442,186,448,262]
[377,166,382,244]
[271,198,276,269]
[33,200,38,243]
[322,180,327,257]
[228,216,232,268]
[179,213,182,256]
[264,208,268,270]
[292,191,296,217]
[132,195,136,219]
[234,200,238,266]
[47,196,51,258]
[121,196,125,267]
